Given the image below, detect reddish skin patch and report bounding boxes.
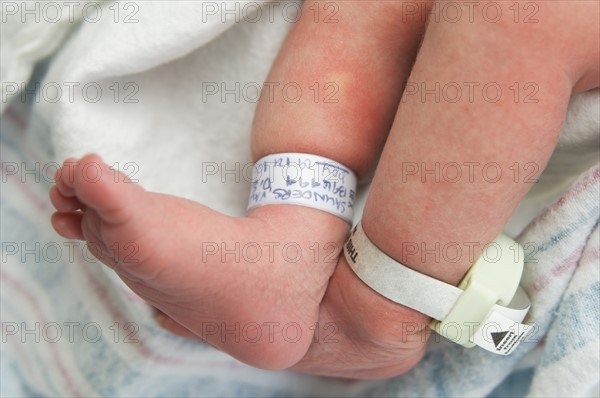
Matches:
[252,2,418,177]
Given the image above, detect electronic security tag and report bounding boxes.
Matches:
[344,222,533,355]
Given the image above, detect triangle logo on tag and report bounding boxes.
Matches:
[491,331,509,348]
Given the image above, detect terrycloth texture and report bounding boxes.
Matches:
[39,0,296,215]
[1,1,599,396]
[0,1,94,113]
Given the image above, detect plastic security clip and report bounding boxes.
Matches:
[343,222,534,355]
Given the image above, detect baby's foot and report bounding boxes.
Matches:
[50,154,349,369]
[157,243,431,379]
[291,255,430,379]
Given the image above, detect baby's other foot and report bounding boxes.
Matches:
[292,255,429,379]
[50,154,349,369]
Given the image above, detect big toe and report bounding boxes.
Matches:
[73,153,144,225]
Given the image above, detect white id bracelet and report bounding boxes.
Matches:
[247,153,357,223]
[344,222,534,355]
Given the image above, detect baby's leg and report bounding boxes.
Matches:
[50,1,431,370]
[51,155,327,368]
[294,0,599,378]
[361,0,598,300]
[251,0,430,175]
[154,0,432,359]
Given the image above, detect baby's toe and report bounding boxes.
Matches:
[49,186,84,212]
[51,212,84,240]
[55,159,79,197]
[72,154,144,225]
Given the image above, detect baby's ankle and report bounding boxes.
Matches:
[246,204,349,246]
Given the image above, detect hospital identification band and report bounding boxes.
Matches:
[247,153,357,223]
[344,223,534,355]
